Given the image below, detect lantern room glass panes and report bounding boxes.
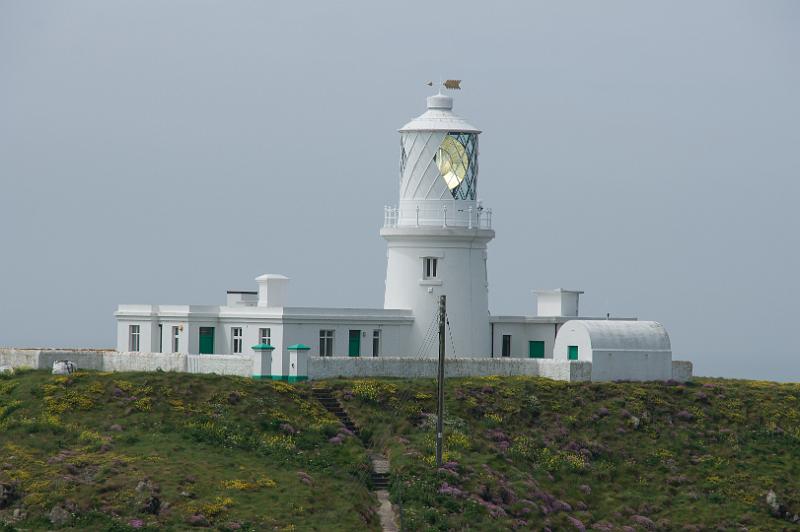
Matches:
[435,132,478,200]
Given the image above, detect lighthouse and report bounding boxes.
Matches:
[381,90,494,357]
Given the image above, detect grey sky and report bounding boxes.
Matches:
[1,1,798,380]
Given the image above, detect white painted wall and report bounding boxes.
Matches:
[382,227,493,357]
[490,322,559,358]
[535,290,582,317]
[0,349,692,383]
[554,320,673,381]
[282,321,411,358]
[308,356,591,381]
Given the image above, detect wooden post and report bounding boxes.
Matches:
[436,294,446,467]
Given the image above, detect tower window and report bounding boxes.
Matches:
[320,329,335,357]
[128,325,140,352]
[232,327,243,354]
[423,257,438,279]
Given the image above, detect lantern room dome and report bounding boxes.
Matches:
[399,93,480,134]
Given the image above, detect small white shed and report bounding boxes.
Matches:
[554,320,672,382]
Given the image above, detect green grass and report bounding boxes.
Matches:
[0,370,375,531]
[1,371,800,530]
[325,376,800,531]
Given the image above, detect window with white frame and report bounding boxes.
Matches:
[372,329,381,357]
[232,327,243,354]
[423,257,438,279]
[129,325,140,352]
[259,327,271,346]
[172,326,180,353]
[319,329,335,357]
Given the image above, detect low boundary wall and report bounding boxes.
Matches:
[0,349,250,377]
[309,357,593,381]
[0,349,693,382]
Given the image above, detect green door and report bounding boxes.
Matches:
[529,340,545,359]
[568,345,579,361]
[199,327,215,354]
[348,330,361,357]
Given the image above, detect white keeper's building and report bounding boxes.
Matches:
[115,90,681,382]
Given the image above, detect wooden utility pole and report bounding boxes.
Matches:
[436,295,446,467]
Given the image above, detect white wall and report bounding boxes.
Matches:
[536,291,580,317]
[282,322,411,358]
[382,227,493,358]
[554,320,673,381]
[491,322,558,358]
[0,348,692,383]
[308,356,591,381]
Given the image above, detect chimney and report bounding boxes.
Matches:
[255,274,289,308]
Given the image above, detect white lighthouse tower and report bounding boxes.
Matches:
[382,89,494,357]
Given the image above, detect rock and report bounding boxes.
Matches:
[676,410,694,421]
[52,360,77,375]
[110,424,124,432]
[279,423,296,435]
[129,519,145,528]
[49,505,71,526]
[180,491,197,499]
[596,407,609,417]
[142,495,160,514]
[579,484,592,495]
[0,483,18,509]
[182,475,197,484]
[136,479,160,493]
[328,435,343,445]
[766,490,780,514]
[0,366,14,375]
[227,391,241,405]
[187,513,209,527]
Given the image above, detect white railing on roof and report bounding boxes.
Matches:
[383,204,492,229]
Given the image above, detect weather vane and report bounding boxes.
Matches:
[426,79,461,91]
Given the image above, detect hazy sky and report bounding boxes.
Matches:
[1,1,798,380]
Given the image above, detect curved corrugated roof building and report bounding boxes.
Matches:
[554,320,672,381]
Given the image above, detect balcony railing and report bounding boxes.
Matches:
[383,204,492,229]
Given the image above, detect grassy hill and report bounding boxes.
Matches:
[1,370,800,530]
